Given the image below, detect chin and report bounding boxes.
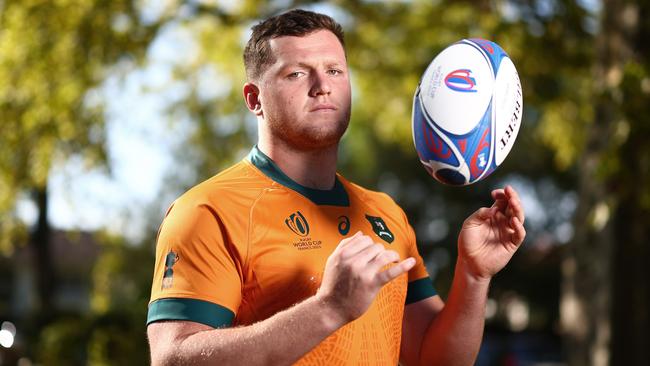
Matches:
[296,135,341,151]
[292,125,348,151]
[266,112,350,151]
[312,122,349,146]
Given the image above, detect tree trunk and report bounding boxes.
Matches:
[561,1,650,365]
[612,183,650,364]
[561,1,626,365]
[31,185,56,320]
[560,111,614,366]
[610,1,650,363]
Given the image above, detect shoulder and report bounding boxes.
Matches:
[337,174,412,233]
[171,159,272,214]
[155,159,271,254]
[339,174,405,214]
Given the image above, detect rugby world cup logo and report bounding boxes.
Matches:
[444,69,477,92]
[285,211,310,237]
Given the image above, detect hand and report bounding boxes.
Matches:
[457,185,526,281]
[316,231,415,324]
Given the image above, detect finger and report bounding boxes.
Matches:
[506,197,524,224]
[510,216,526,245]
[354,243,386,264]
[504,185,520,201]
[366,249,400,273]
[338,234,375,259]
[491,188,505,203]
[337,231,362,248]
[494,210,510,225]
[505,186,525,224]
[376,257,416,285]
[331,231,361,256]
[491,188,505,199]
[493,211,516,237]
[491,189,508,211]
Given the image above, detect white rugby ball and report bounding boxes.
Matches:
[412,38,523,186]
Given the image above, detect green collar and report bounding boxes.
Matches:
[247,146,350,207]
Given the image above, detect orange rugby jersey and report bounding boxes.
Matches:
[148,146,437,365]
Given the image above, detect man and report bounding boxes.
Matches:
[147,9,526,366]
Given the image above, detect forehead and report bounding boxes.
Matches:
[268,30,346,66]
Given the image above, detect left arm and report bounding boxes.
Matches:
[400,186,526,366]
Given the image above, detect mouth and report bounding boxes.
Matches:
[310,104,337,112]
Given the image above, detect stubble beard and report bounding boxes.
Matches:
[267,109,351,152]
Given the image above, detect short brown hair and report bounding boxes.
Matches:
[243,9,345,80]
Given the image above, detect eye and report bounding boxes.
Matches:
[287,71,305,79]
[327,69,343,76]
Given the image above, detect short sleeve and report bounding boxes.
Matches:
[401,211,438,305]
[147,199,243,328]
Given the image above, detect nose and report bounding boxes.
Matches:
[309,71,332,97]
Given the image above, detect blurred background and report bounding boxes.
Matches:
[1,0,649,365]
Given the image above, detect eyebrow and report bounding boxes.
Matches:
[278,60,346,71]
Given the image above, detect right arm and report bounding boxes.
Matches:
[147,231,415,366]
[148,295,341,366]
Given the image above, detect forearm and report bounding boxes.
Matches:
[151,295,345,366]
[420,259,490,366]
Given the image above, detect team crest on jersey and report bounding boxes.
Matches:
[365,214,394,243]
[162,250,179,289]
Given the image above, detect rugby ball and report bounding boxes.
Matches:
[412,38,523,186]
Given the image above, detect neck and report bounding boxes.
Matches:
[257,139,338,190]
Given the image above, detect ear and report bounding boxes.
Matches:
[243,82,263,116]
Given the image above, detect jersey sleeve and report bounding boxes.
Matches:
[401,211,438,305]
[147,198,244,328]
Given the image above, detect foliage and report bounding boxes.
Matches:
[38,310,150,366]
[0,0,158,253]
[36,232,153,365]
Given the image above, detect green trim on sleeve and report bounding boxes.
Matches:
[405,277,437,305]
[147,298,235,328]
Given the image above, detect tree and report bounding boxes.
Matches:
[501,0,650,364]
[610,0,650,357]
[0,0,160,320]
